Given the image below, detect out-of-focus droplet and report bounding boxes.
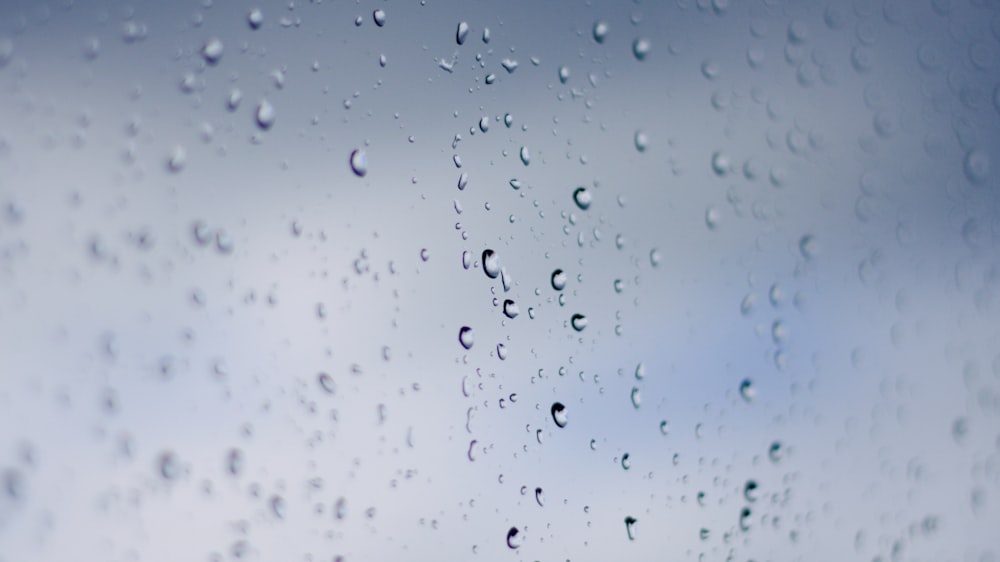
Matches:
[570,313,587,331]
[167,146,187,173]
[768,441,783,462]
[573,187,592,210]
[711,151,730,176]
[650,249,661,267]
[705,207,721,230]
[372,8,386,27]
[457,21,470,45]
[659,420,669,435]
[201,38,223,65]
[482,249,500,279]
[506,527,522,549]
[551,269,567,291]
[633,37,651,60]
[965,149,990,184]
[227,89,242,112]
[248,8,263,29]
[739,379,754,402]
[503,299,519,319]
[621,452,631,470]
[226,448,244,476]
[799,234,817,259]
[270,495,286,519]
[744,480,758,502]
[318,372,336,394]
[593,21,609,43]
[625,516,637,540]
[739,507,752,531]
[634,130,648,152]
[350,149,368,177]
[255,99,276,130]
[458,326,475,350]
[551,402,568,428]
[159,452,180,480]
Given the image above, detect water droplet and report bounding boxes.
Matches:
[247,8,263,29]
[467,439,477,461]
[700,528,710,540]
[739,507,752,531]
[318,372,336,394]
[614,279,624,293]
[506,527,523,549]
[705,207,721,230]
[965,149,991,184]
[650,249,661,267]
[461,250,471,269]
[255,99,276,130]
[496,343,508,360]
[572,187,592,210]
[456,21,469,45]
[768,441,783,462]
[630,387,641,408]
[570,313,587,331]
[501,58,519,73]
[635,363,646,380]
[659,420,669,435]
[372,8,386,27]
[504,113,513,127]
[458,326,475,350]
[227,88,242,111]
[482,249,500,279]
[503,299,519,319]
[509,178,521,190]
[558,65,570,84]
[535,487,545,506]
[159,451,180,480]
[478,116,489,132]
[625,516,638,540]
[457,172,469,190]
[744,480,758,502]
[420,248,430,262]
[799,234,817,259]
[739,379,754,402]
[621,453,631,470]
[551,269,567,291]
[519,146,531,166]
[593,21,609,43]
[482,27,491,43]
[270,495,287,519]
[167,146,187,173]
[226,448,244,475]
[634,130,648,152]
[551,402,568,428]
[711,151,731,176]
[632,37,651,60]
[201,38,224,65]
[350,149,368,177]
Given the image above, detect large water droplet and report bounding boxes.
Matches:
[506,527,523,549]
[350,149,368,177]
[458,326,475,350]
[551,269,567,291]
[201,38,224,65]
[456,21,470,45]
[572,187,592,210]
[482,249,500,279]
[624,516,637,540]
[255,99,276,130]
[551,402,568,428]
[372,8,386,27]
[570,313,587,331]
[593,21,609,43]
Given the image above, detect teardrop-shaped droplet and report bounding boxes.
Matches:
[570,313,587,331]
[458,326,475,350]
[621,452,631,470]
[535,487,545,506]
[624,516,637,540]
[551,269,567,291]
[350,149,368,177]
[318,372,336,394]
[551,402,568,428]
[519,146,531,166]
[572,187,592,210]
[372,8,386,27]
[593,21,609,43]
[506,526,522,549]
[503,299,519,319]
[456,21,470,45]
[482,249,500,279]
[255,99,276,130]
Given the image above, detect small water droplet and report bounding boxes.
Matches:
[572,187,592,210]
[247,8,263,29]
[625,516,637,540]
[159,451,180,480]
[634,130,648,152]
[535,487,545,506]
[558,65,570,84]
[420,248,430,262]
[768,441,783,462]
[201,38,224,65]
[621,452,631,470]
[551,402,568,428]
[482,249,500,279]
[632,37,651,60]
[372,8,386,27]
[270,495,287,519]
[705,207,721,230]
[649,249,661,267]
[593,21,609,43]
[744,480,758,502]
[504,113,513,127]
[503,299,519,319]
[506,527,523,549]
[635,363,646,380]
[739,507,752,531]
[226,448,244,475]
[167,146,187,173]
[496,343,508,360]
[739,379,754,402]
[630,387,641,408]
[570,313,587,331]
[551,269,567,291]
[318,372,336,394]
[461,250,471,269]
[255,99,276,130]
[458,326,475,350]
[350,149,368,177]
[456,21,469,45]
[659,420,669,435]
[478,116,489,132]
[965,149,991,184]
[799,235,817,259]
[519,146,531,166]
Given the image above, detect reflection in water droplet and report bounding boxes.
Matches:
[255,99,276,130]
[350,149,368,177]
[318,372,336,394]
[551,402,568,428]
[570,313,587,331]
[506,527,522,549]
[625,516,637,540]
[456,22,469,45]
[551,269,567,291]
[573,187,592,210]
[458,326,475,350]
[633,37,651,60]
[482,249,500,279]
[593,21,609,43]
